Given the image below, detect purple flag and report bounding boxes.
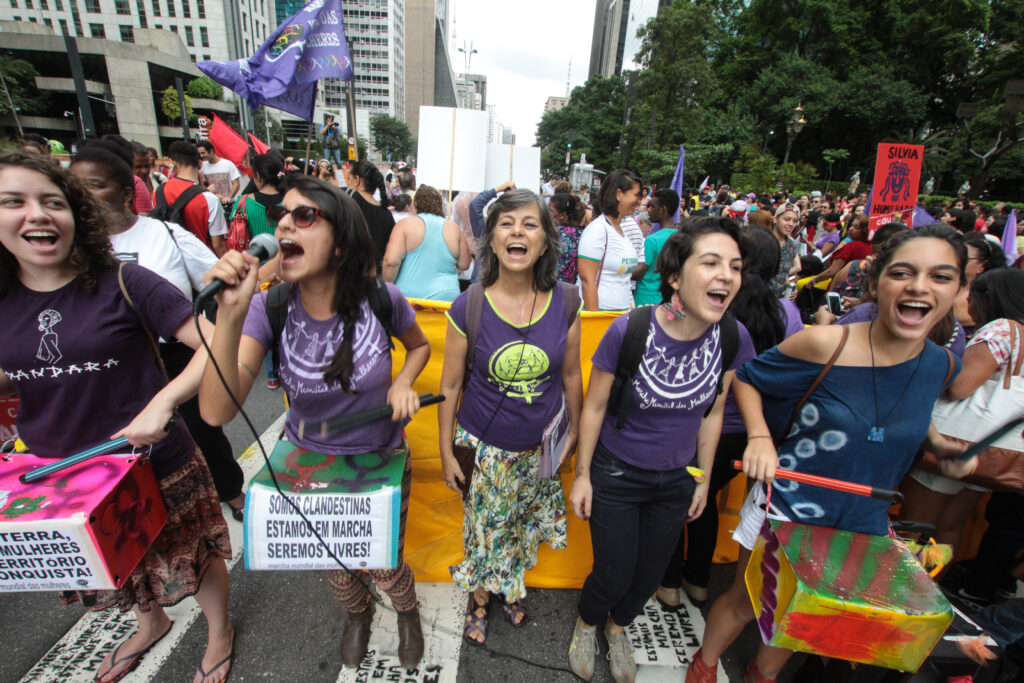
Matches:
[1003,209,1018,265]
[864,192,872,216]
[913,205,938,227]
[699,175,710,191]
[197,0,353,121]
[670,145,685,222]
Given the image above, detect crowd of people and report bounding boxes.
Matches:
[2,134,1023,683]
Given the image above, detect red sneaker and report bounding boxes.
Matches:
[267,378,281,389]
[685,649,718,683]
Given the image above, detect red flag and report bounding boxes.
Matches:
[209,114,249,164]
[248,133,270,155]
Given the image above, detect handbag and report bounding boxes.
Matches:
[451,442,476,500]
[921,320,1024,491]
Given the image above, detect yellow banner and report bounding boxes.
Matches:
[395,299,745,587]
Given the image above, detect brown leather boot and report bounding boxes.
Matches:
[396,607,424,670]
[339,602,374,668]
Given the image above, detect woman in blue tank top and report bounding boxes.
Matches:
[382,185,470,301]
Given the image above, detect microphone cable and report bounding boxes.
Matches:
[192,310,580,676]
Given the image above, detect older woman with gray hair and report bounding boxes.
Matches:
[437,189,584,646]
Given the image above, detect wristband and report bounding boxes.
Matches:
[237,361,257,378]
[748,435,772,440]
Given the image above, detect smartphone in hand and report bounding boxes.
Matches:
[826,291,843,316]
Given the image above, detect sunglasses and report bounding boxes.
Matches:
[268,204,321,228]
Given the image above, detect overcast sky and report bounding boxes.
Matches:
[446,0,595,145]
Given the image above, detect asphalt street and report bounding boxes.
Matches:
[0,367,886,683]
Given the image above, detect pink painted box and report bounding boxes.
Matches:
[0,451,166,592]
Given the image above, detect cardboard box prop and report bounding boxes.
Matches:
[244,439,404,571]
[0,452,166,591]
[746,521,953,672]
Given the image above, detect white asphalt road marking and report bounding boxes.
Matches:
[337,582,465,683]
[19,414,285,683]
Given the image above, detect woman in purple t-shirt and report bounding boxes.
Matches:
[198,175,431,671]
[437,189,584,646]
[0,152,233,682]
[567,217,756,683]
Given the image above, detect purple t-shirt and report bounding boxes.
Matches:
[242,282,415,454]
[722,298,805,434]
[592,313,755,470]
[0,265,196,478]
[448,287,572,452]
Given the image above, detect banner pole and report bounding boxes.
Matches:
[510,145,514,184]
[447,108,456,218]
[305,121,313,175]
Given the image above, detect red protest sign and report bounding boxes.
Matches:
[868,143,923,230]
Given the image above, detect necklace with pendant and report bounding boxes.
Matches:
[867,320,924,443]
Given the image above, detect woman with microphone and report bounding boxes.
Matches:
[198,175,431,671]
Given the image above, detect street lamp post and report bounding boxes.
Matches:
[782,103,807,165]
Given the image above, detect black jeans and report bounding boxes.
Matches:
[578,442,695,627]
[159,341,243,501]
[663,431,746,589]
[960,492,1024,597]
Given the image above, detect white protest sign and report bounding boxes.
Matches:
[244,483,399,571]
[416,106,488,193]
[484,144,542,191]
[0,524,112,591]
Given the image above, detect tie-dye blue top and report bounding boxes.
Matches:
[737,339,959,536]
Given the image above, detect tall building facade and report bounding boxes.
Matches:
[588,0,668,78]
[455,72,486,110]
[0,0,273,65]
[544,96,569,114]
[404,0,456,135]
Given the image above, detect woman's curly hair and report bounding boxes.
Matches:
[0,151,116,297]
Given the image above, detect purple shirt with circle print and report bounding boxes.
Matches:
[592,312,755,471]
[242,282,415,455]
[447,287,572,452]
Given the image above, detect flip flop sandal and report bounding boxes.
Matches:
[196,626,235,683]
[95,620,174,682]
[501,599,528,627]
[463,595,489,647]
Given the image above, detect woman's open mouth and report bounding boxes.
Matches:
[280,239,305,265]
[707,289,729,307]
[22,230,59,251]
[505,244,528,260]
[896,301,932,325]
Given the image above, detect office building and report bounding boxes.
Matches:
[455,72,486,111]
[501,126,514,145]
[0,21,233,151]
[544,96,569,114]
[0,0,274,65]
[486,104,501,144]
[404,0,457,135]
[588,0,668,77]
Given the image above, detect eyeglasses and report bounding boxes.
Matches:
[268,204,320,228]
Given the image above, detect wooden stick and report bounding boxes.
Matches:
[509,145,515,183]
[447,108,456,219]
[731,461,903,503]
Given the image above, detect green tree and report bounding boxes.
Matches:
[186,76,223,100]
[821,148,849,191]
[536,75,626,174]
[160,86,194,125]
[369,114,414,160]
[253,105,285,148]
[0,53,48,116]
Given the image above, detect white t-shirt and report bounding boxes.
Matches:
[201,158,241,201]
[577,214,641,311]
[109,216,218,300]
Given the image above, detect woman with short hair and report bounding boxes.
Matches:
[382,185,471,302]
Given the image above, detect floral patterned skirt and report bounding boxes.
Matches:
[60,448,232,613]
[449,425,567,601]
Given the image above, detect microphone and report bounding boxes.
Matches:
[193,233,280,315]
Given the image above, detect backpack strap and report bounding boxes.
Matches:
[170,183,205,217]
[703,312,740,418]
[781,325,849,442]
[366,276,395,350]
[560,281,582,328]
[266,281,291,379]
[462,282,486,388]
[117,262,169,382]
[608,305,654,434]
[942,346,956,391]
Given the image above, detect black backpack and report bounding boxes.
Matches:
[606,306,739,433]
[150,183,205,226]
[266,277,395,380]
